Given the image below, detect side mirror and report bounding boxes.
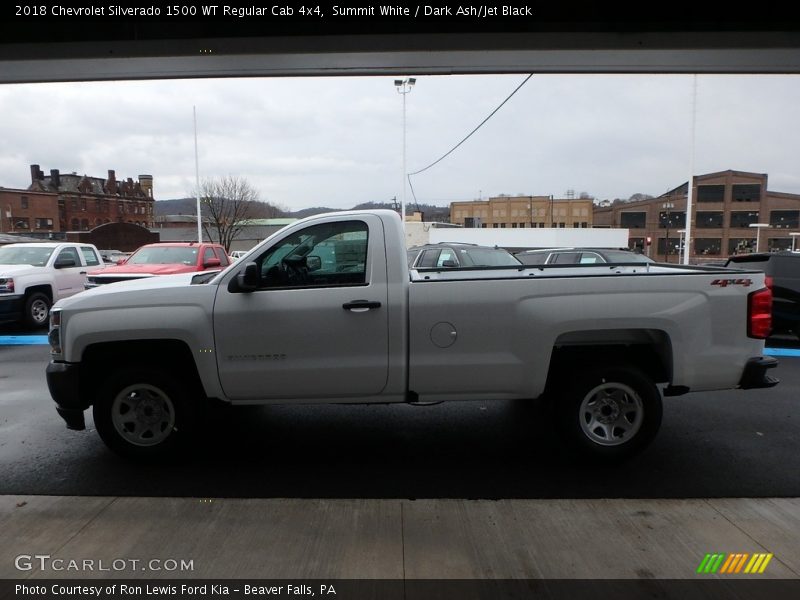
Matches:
[307,255,322,272]
[231,261,259,293]
[54,257,77,269]
[204,257,222,268]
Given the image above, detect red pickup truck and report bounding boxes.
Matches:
[85,242,230,288]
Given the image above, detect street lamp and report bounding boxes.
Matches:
[748,223,770,253]
[395,77,416,231]
[790,231,800,252]
[662,202,674,263]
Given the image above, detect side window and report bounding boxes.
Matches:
[255,220,369,289]
[203,247,216,265]
[407,249,419,267]
[79,247,101,267]
[418,249,441,268]
[437,248,458,267]
[56,247,80,266]
[214,248,230,266]
[578,253,602,264]
[552,252,580,264]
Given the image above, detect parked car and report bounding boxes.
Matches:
[724,252,800,339]
[516,247,655,266]
[98,249,131,264]
[85,242,230,288]
[230,250,248,261]
[0,242,104,328]
[408,243,521,269]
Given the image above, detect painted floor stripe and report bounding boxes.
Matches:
[764,347,800,357]
[0,335,49,346]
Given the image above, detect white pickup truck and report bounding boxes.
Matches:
[0,242,104,328]
[46,210,778,460]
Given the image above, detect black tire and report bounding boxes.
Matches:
[93,367,198,460]
[554,365,662,461]
[23,292,51,329]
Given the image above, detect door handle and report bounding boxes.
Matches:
[80,271,87,275]
[343,300,381,312]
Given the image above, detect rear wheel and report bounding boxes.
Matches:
[554,365,662,461]
[23,292,51,329]
[93,367,197,459]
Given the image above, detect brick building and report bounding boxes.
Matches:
[0,187,60,234]
[593,170,800,262]
[450,195,594,229]
[24,164,155,233]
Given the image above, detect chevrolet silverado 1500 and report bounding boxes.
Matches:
[46,210,778,460]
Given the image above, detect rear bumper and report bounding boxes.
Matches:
[46,361,88,430]
[738,356,780,390]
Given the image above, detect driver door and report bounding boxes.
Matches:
[213,215,389,401]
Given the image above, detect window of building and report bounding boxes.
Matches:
[657,238,680,255]
[71,199,78,210]
[695,211,723,228]
[658,211,686,229]
[511,223,518,228]
[35,218,53,229]
[728,238,757,255]
[500,223,506,228]
[558,222,566,228]
[729,211,760,228]
[20,196,28,209]
[732,184,761,202]
[81,219,89,231]
[697,185,725,202]
[620,212,647,229]
[81,199,87,211]
[769,210,800,229]
[13,217,30,229]
[492,223,498,228]
[695,238,722,255]
[629,237,645,251]
[581,222,588,228]
[769,238,792,251]
[71,218,80,230]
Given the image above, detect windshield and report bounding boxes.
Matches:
[128,246,198,265]
[458,248,521,267]
[0,246,55,266]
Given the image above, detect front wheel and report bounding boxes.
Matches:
[93,368,197,459]
[23,292,51,329]
[554,366,662,461]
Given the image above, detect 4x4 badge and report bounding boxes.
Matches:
[711,278,753,287]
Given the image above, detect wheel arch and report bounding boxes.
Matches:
[80,339,206,406]
[546,328,673,392]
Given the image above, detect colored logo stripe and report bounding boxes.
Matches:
[697,553,773,574]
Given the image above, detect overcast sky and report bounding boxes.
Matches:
[1,74,798,211]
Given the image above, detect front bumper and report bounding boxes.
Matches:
[738,356,780,390]
[46,361,88,430]
[0,294,24,322]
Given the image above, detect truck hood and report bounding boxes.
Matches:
[54,272,212,310]
[0,264,41,277]
[88,263,198,276]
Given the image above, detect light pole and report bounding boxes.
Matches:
[749,223,770,253]
[395,77,416,232]
[791,232,800,252]
[662,202,674,263]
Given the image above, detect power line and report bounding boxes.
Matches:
[408,74,533,179]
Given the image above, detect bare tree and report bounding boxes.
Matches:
[197,176,279,251]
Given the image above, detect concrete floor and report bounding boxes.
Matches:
[2,496,799,580]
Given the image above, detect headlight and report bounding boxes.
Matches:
[0,278,14,293]
[49,309,62,355]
